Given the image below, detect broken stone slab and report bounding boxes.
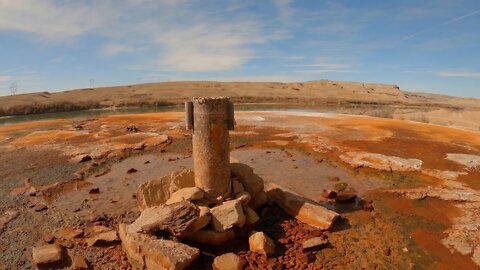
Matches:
[446,153,480,169]
[302,237,328,249]
[210,199,246,232]
[249,231,275,256]
[340,152,423,172]
[266,183,339,230]
[143,134,171,147]
[137,169,195,211]
[54,227,83,240]
[235,191,251,206]
[212,253,246,270]
[83,225,112,237]
[185,229,236,246]
[132,201,199,237]
[335,191,357,203]
[32,244,62,265]
[86,230,119,247]
[186,206,211,235]
[119,223,200,270]
[166,187,204,205]
[230,163,264,197]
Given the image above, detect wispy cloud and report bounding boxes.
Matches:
[436,70,480,78]
[398,8,480,43]
[101,43,141,56]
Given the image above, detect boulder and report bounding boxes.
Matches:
[185,229,235,246]
[86,230,119,246]
[244,207,260,225]
[266,183,339,230]
[230,163,264,197]
[248,231,275,256]
[133,201,199,237]
[335,191,357,203]
[186,206,211,234]
[119,223,200,270]
[32,244,62,265]
[210,199,246,232]
[137,169,195,211]
[212,253,246,270]
[166,187,204,205]
[302,237,328,249]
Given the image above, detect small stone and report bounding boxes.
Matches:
[244,207,260,225]
[72,254,89,269]
[213,253,246,270]
[34,203,48,212]
[321,189,337,199]
[249,231,275,256]
[89,188,100,194]
[57,238,74,249]
[54,227,83,240]
[127,168,138,174]
[32,244,62,265]
[302,237,328,249]
[383,247,391,256]
[332,182,348,192]
[43,234,55,244]
[84,225,112,237]
[86,230,119,246]
[210,199,246,231]
[335,192,357,203]
[165,187,204,205]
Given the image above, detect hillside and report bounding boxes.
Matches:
[1,80,479,116]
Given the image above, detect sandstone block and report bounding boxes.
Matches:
[248,190,267,210]
[86,230,119,247]
[166,187,204,205]
[133,201,199,237]
[230,163,264,196]
[231,179,245,195]
[244,206,260,225]
[266,183,339,230]
[119,223,200,270]
[249,231,275,256]
[210,199,245,231]
[212,253,246,270]
[32,244,62,265]
[302,237,328,249]
[186,206,211,235]
[137,169,195,211]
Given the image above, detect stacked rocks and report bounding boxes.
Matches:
[119,162,269,270]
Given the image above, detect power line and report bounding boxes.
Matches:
[9,82,18,96]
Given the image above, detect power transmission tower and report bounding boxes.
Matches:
[89,78,95,88]
[9,82,18,96]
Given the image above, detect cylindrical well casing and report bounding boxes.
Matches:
[192,97,231,199]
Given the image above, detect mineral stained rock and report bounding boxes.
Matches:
[249,231,275,256]
[32,244,62,265]
[212,253,246,270]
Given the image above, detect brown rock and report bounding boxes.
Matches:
[72,254,89,269]
[119,223,200,270]
[136,169,195,211]
[86,230,119,246]
[132,201,199,237]
[83,225,112,237]
[235,191,251,206]
[213,253,246,270]
[210,199,246,231]
[32,244,62,265]
[249,231,275,256]
[0,210,19,232]
[302,237,328,249]
[185,229,235,245]
[43,234,55,244]
[186,206,211,235]
[321,189,337,199]
[54,227,83,240]
[335,192,357,203]
[266,183,339,230]
[230,163,264,197]
[143,134,171,147]
[231,179,245,195]
[165,187,204,205]
[34,203,48,212]
[248,190,268,210]
[89,188,100,194]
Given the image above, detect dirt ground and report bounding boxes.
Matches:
[0,111,479,269]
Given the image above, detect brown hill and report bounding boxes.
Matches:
[0,80,479,116]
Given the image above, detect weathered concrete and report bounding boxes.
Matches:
[191,97,232,199]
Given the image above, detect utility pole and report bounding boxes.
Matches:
[9,82,18,96]
[89,78,95,88]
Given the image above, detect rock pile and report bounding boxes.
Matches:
[119,162,340,269]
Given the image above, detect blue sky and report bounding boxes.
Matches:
[0,0,479,97]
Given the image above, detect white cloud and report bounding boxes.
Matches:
[101,44,140,56]
[296,69,359,74]
[436,70,480,78]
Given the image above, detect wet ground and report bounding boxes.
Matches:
[0,111,479,269]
